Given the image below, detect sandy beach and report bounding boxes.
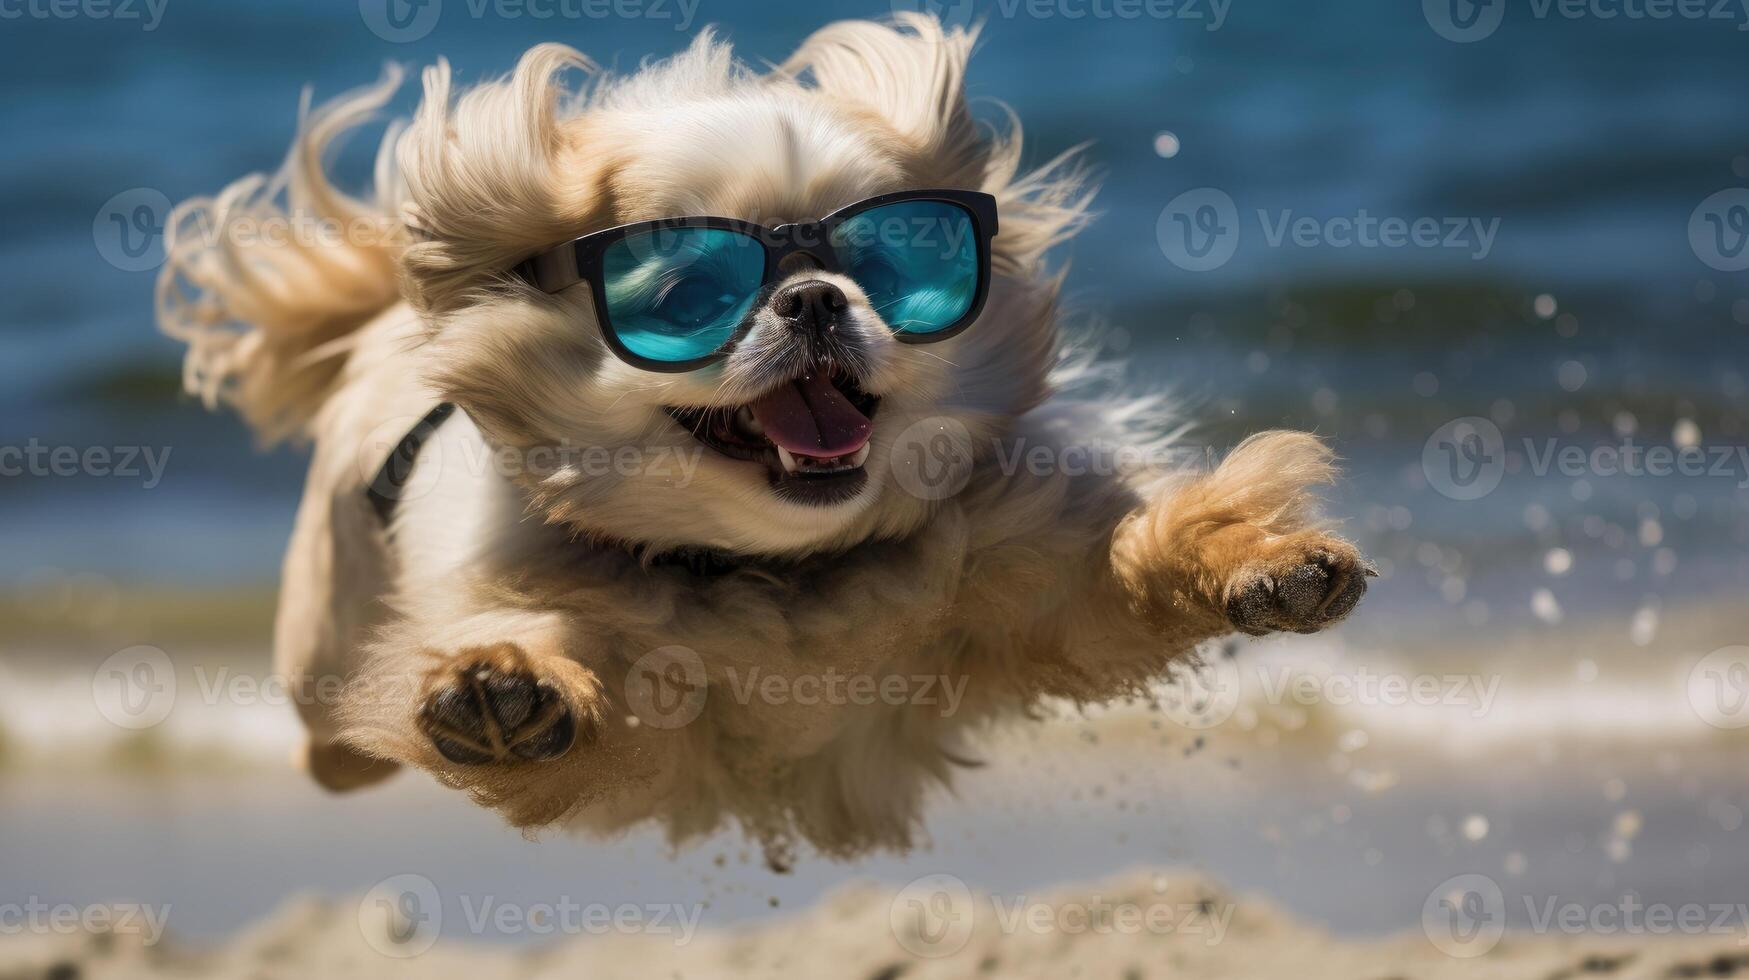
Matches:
[6,866,1746,979]
[5,592,1749,978]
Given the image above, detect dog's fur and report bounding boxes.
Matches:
[157,15,1369,859]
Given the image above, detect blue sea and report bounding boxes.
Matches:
[2,0,1747,641]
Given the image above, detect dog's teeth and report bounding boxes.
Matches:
[737,406,763,436]
[777,447,800,474]
[849,444,870,468]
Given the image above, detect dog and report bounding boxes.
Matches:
[157,14,1369,860]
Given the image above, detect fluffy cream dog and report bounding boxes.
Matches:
[158,15,1369,859]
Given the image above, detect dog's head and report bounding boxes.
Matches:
[395,16,1090,557]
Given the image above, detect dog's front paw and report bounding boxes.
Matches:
[417,644,595,765]
[1224,532,1374,637]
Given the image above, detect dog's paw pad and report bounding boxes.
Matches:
[1226,538,1372,637]
[418,646,583,765]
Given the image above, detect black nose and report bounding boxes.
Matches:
[771,280,848,335]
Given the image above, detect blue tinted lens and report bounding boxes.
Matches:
[601,228,766,363]
[830,201,979,335]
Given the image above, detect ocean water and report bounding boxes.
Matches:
[2,0,1747,638]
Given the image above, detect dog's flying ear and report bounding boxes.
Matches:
[782,14,984,185]
[394,44,607,316]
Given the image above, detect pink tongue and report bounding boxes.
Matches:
[748,373,872,458]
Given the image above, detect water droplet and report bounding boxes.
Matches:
[1463,814,1490,841]
[1544,548,1573,576]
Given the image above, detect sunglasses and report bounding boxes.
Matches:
[515,189,998,372]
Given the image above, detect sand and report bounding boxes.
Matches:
[3,869,1742,980]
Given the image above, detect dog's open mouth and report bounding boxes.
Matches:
[666,369,881,506]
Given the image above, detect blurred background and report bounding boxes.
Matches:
[3,0,1749,971]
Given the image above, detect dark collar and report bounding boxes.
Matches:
[366,402,457,524]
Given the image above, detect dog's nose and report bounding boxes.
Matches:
[771,280,848,335]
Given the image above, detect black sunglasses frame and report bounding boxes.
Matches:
[514,188,999,373]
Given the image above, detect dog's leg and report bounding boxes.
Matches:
[347,604,610,770]
[277,429,405,793]
[416,640,604,765]
[1109,431,1373,641]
